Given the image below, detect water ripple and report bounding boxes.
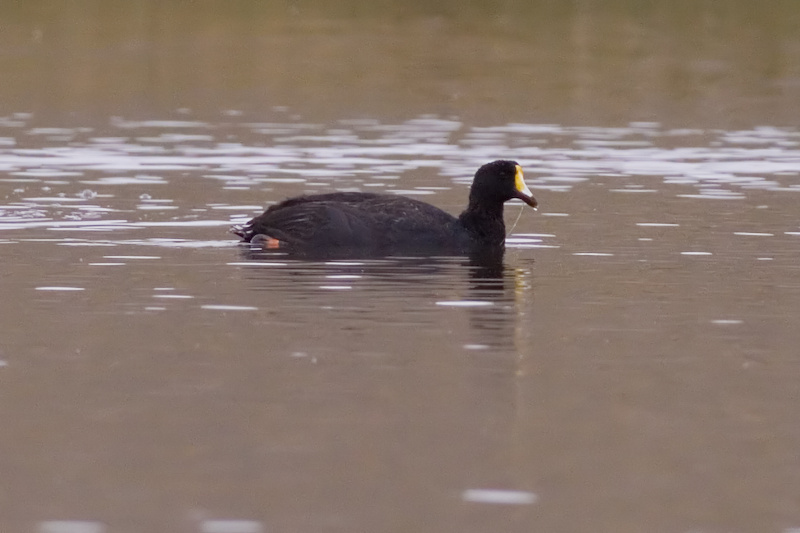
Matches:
[0,116,797,235]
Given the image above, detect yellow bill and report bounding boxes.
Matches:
[514,165,538,209]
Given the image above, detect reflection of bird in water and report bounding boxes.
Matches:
[465,254,534,351]
[232,160,537,258]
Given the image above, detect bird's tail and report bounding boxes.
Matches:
[229,223,253,241]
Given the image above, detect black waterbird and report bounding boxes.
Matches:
[232,160,537,256]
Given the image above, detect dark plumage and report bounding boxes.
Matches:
[231,160,537,255]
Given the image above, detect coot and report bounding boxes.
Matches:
[232,160,537,255]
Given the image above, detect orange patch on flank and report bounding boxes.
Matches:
[266,237,282,249]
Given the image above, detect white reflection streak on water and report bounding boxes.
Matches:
[38,521,105,533]
[199,520,265,533]
[461,489,539,505]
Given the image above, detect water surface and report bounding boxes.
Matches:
[1,3,800,533]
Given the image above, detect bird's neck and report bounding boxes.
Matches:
[458,203,506,245]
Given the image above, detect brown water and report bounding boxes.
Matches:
[1,2,800,533]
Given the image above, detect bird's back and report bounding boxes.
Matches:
[233,192,468,253]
